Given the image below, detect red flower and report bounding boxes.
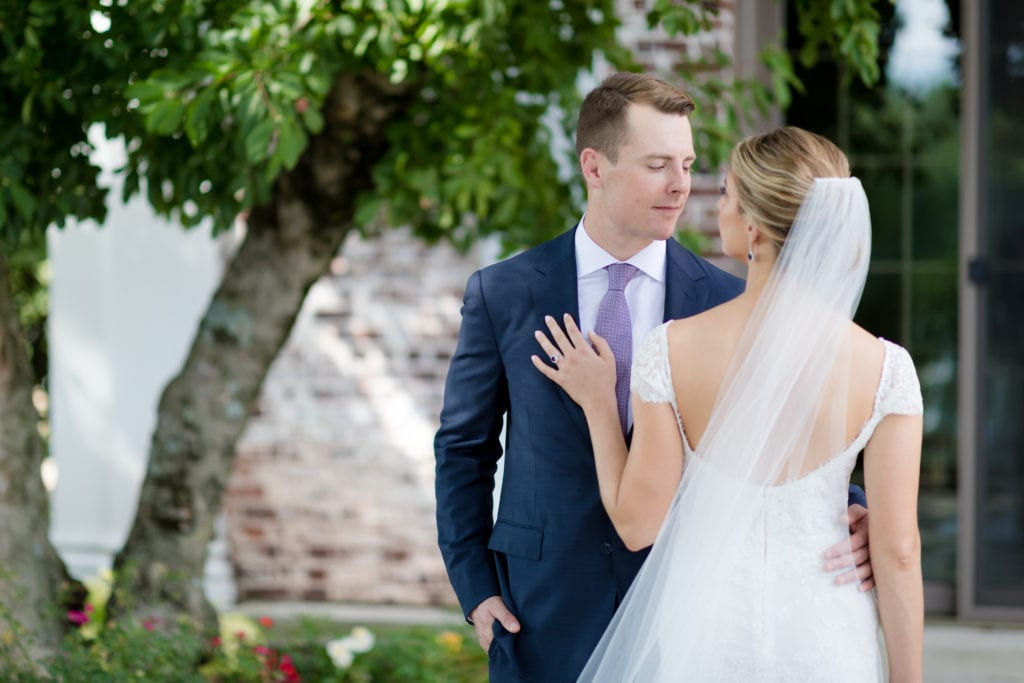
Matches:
[278,655,299,679]
[66,610,88,626]
[211,636,222,648]
[259,615,274,628]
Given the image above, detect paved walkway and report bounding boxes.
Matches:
[923,621,1024,682]
[236,602,1024,681]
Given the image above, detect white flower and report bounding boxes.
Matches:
[325,638,355,669]
[348,626,375,653]
[326,626,375,669]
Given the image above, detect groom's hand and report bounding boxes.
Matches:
[469,595,521,653]
[823,504,874,591]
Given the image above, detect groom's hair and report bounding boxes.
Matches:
[576,72,695,163]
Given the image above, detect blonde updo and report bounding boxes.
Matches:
[730,127,851,251]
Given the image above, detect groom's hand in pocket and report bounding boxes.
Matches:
[823,504,875,591]
[469,595,521,652]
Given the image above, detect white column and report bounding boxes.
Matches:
[47,128,236,602]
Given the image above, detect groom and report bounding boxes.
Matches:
[435,72,870,682]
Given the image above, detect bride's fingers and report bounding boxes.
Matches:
[561,314,588,349]
[533,329,561,362]
[544,315,574,352]
[589,332,615,361]
[530,354,561,383]
[832,556,873,587]
[848,545,869,567]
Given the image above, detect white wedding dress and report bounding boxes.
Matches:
[605,322,923,682]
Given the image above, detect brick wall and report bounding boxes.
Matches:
[224,2,739,607]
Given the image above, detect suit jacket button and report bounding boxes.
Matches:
[600,542,613,554]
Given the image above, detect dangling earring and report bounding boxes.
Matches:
[747,239,754,262]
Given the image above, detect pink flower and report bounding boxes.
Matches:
[253,644,271,656]
[259,616,274,628]
[295,98,309,114]
[143,619,156,632]
[211,636,222,648]
[67,610,88,626]
[84,604,94,613]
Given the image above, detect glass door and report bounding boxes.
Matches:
[961,0,1024,617]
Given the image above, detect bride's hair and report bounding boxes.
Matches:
[730,126,850,251]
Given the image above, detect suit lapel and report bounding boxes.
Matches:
[663,238,709,321]
[528,230,591,440]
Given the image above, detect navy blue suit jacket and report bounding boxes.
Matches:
[434,229,745,681]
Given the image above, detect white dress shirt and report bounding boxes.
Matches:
[574,217,667,428]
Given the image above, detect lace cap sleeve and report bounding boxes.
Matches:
[877,340,924,417]
[631,322,675,405]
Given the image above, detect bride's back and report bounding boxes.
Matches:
[668,299,886,478]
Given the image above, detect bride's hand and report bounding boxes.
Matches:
[531,314,617,412]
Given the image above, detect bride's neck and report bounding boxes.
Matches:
[741,256,775,300]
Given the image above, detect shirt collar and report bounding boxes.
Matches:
[574,215,667,282]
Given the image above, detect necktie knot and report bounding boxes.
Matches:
[606,262,638,292]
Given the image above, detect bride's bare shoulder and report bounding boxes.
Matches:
[665,300,743,353]
[847,322,887,372]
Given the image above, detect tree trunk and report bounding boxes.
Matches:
[111,71,411,628]
[0,255,78,665]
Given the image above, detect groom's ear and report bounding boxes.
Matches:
[580,148,604,186]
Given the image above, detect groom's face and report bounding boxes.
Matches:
[597,104,695,248]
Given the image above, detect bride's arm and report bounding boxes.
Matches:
[532,314,683,550]
[863,413,924,683]
[607,396,684,548]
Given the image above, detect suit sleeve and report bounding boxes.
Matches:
[434,269,509,619]
[847,484,867,508]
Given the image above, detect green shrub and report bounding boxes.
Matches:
[1,600,487,682]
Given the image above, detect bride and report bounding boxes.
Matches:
[532,126,923,681]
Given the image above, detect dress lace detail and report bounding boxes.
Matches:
[618,328,923,681]
[876,339,924,417]
[631,322,673,404]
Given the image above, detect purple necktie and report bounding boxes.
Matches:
[594,263,639,435]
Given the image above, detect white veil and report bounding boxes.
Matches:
[579,177,873,680]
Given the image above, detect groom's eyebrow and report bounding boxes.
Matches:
[644,154,697,163]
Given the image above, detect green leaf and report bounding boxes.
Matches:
[21,92,34,124]
[354,195,383,227]
[276,119,307,170]
[354,25,378,56]
[300,107,324,134]
[244,118,276,163]
[146,97,186,135]
[8,183,36,220]
[184,88,216,146]
[126,80,172,105]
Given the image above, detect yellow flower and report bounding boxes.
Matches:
[435,630,463,654]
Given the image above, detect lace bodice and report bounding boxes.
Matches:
[625,322,923,681]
